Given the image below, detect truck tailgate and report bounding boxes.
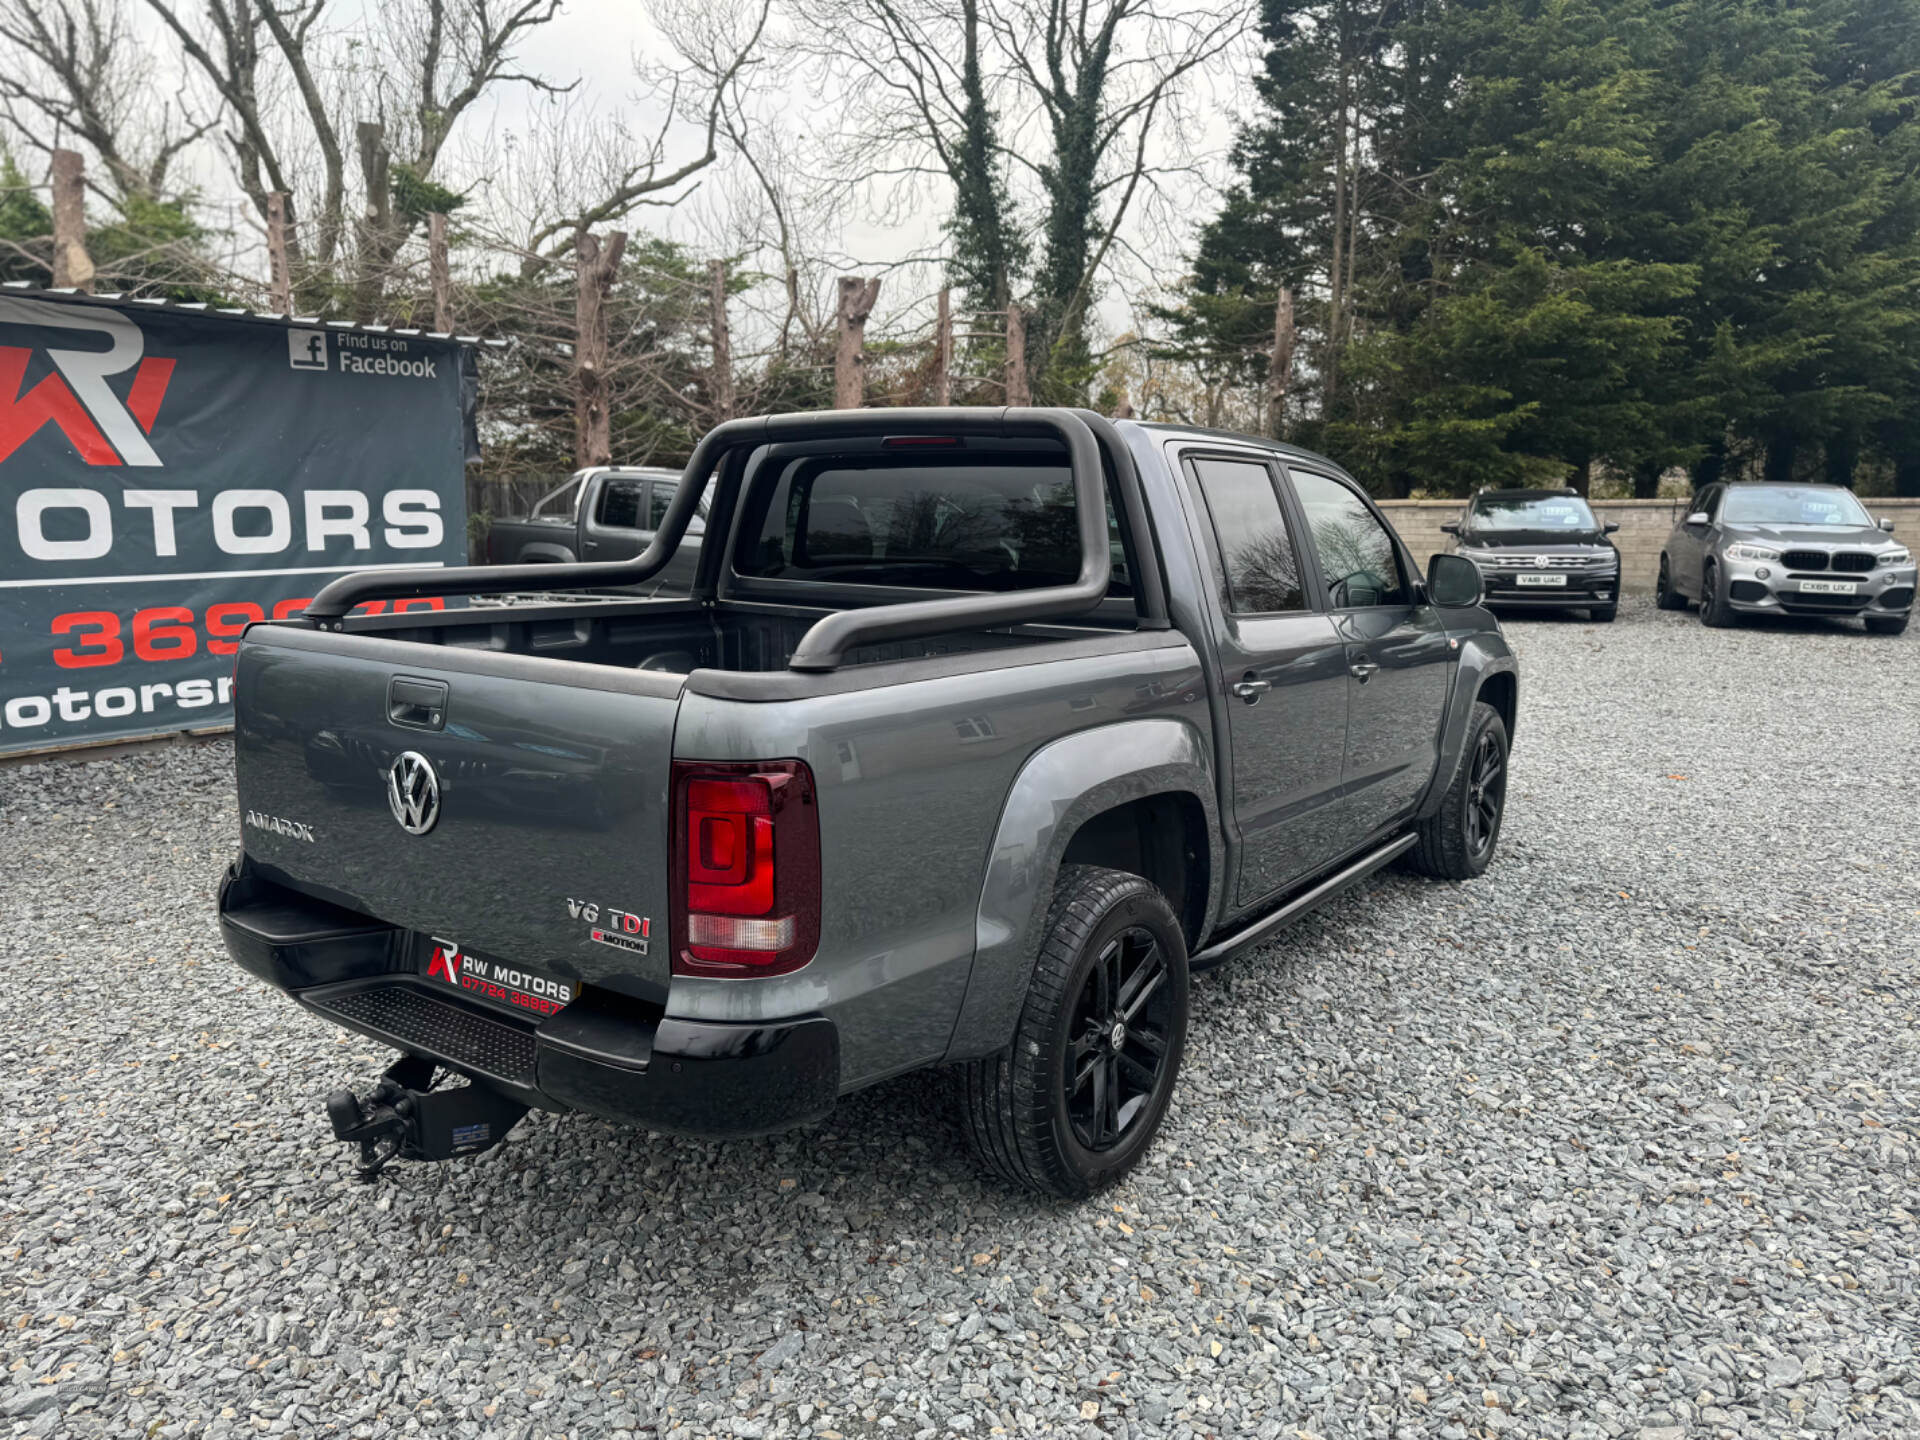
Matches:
[233,625,680,1006]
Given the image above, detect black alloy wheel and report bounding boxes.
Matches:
[1699,561,1736,627]
[1065,925,1175,1153]
[1406,700,1510,881]
[959,865,1189,1198]
[1656,554,1687,610]
[1464,724,1507,863]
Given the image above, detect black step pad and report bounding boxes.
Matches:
[310,984,537,1086]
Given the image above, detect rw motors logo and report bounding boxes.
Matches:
[0,296,175,467]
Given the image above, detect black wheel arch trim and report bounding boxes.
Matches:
[1416,641,1518,823]
[948,718,1220,1064]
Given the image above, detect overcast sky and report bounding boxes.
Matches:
[94,0,1254,343]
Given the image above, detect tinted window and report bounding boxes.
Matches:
[1722,485,1871,527]
[596,478,645,529]
[1291,471,1407,608]
[738,458,1130,595]
[647,483,673,529]
[1188,457,1304,613]
[1469,494,1597,532]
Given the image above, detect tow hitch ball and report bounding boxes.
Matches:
[325,1055,529,1181]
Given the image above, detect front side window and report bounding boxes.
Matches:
[1187,456,1305,613]
[737,458,1130,595]
[1722,485,1871,528]
[596,478,646,530]
[1469,494,1598,533]
[1290,470,1407,608]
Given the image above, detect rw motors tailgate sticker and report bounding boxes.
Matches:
[425,938,575,1017]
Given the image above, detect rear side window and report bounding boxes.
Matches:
[597,478,646,529]
[737,458,1131,595]
[1187,456,1305,613]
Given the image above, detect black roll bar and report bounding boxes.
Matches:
[303,406,1113,673]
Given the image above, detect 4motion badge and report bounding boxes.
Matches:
[567,897,651,956]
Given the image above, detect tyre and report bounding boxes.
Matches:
[1698,561,1737,628]
[1655,554,1687,610]
[960,865,1188,1199]
[1406,701,1509,881]
[1865,613,1910,636]
[1590,604,1617,623]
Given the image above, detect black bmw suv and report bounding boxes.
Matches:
[1444,487,1622,622]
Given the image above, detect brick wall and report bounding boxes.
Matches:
[1379,496,1920,594]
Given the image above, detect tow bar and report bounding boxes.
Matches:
[325,1055,530,1181]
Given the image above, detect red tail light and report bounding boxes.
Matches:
[671,759,820,977]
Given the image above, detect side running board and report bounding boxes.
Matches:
[1188,833,1418,973]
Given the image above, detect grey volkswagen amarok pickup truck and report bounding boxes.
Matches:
[218,408,1518,1198]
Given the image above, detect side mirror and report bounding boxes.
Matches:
[1427,552,1484,608]
[1603,521,1620,535]
[1686,511,1710,527]
[1879,516,1895,533]
[1440,522,1461,536]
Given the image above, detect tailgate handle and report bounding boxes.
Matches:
[388,677,449,731]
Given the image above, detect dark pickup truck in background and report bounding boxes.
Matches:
[483,465,707,594]
[219,408,1518,1198]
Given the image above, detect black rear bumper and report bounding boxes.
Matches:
[218,862,839,1138]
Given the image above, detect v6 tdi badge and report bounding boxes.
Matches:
[566,897,651,955]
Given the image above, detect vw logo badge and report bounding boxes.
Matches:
[1533,555,1550,568]
[386,751,441,835]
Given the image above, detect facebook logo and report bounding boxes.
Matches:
[287,329,329,371]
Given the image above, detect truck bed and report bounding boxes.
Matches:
[338,596,1130,690]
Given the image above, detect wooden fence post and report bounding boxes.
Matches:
[50,149,92,292]
[1004,303,1030,406]
[574,229,628,468]
[932,286,953,406]
[267,193,292,313]
[429,213,453,332]
[1268,286,1295,436]
[710,259,734,422]
[834,275,882,409]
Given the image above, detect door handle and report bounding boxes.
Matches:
[1349,659,1379,682]
[1230,676,1271,702]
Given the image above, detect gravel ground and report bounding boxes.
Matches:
[3,596,1917,1440]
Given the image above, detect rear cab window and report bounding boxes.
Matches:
[734,452,1133,598]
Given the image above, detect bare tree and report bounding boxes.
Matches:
[141,0,574,310]
[0,0,211,206]
[574,227,626,466]
[485,0,772,277]
[802,0,1248,398]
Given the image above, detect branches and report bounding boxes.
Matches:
[502,0,770,272]
[0,0,210,205]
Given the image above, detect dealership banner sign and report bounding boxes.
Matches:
[0,293,470,755]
